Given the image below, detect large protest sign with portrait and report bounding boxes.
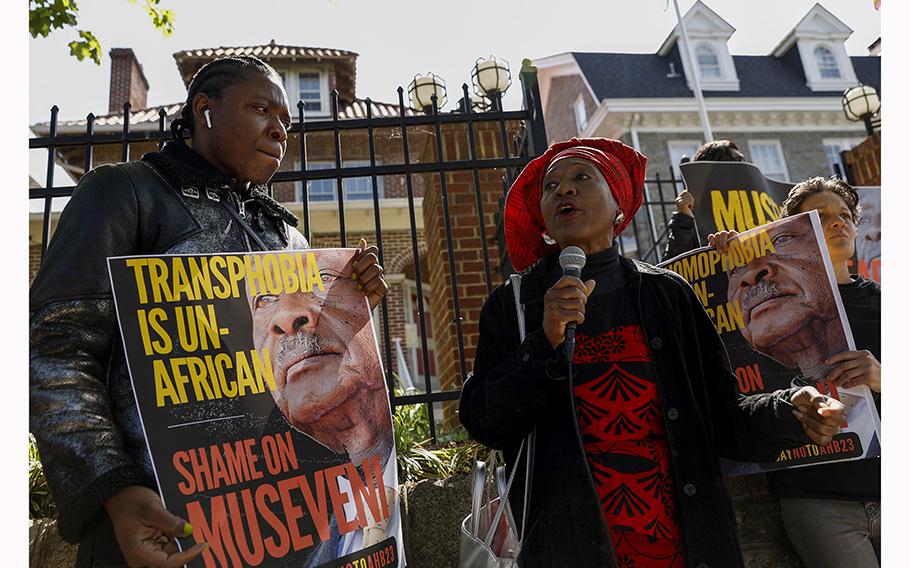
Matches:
[851,186,881,283]
[679,160,793,237]
[658,212,880,475]
[108,249,403,568]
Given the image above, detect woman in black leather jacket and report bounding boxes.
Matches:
[30,55,387,567]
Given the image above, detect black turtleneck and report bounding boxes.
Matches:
[580,243,627,298]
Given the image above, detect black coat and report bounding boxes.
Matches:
[662,211,701,262]
[29,140,308,547]
[459,251,807,568]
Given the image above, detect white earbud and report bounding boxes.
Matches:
[204,109,213,129]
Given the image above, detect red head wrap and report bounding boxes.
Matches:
[503,138,648,272]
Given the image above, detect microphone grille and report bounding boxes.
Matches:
[559,246,587,272]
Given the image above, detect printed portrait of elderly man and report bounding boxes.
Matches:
[726,214,847,387]
[856,188,881,270]
[246,248,400,563]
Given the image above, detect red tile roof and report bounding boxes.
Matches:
[35,99,416,133]
[173,42,357,63]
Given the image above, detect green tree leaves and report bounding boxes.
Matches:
[29,0,176,65]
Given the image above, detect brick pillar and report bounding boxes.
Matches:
[422,121,516,429]
[109,48,149,114]
[842,131,881,186]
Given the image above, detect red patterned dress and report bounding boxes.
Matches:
[571,248,683,567]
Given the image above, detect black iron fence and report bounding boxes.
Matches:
[29,64,685,443]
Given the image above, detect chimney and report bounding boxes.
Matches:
[108,48,150,114]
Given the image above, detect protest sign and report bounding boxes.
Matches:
[851,186,881,282]
[659,212,880,475]
[108,249,403,568]
[679,160,793,237]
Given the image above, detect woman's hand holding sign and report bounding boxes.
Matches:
[826,350,881,393]
[790,386,847,447]
[105,485,208,568]
[351,238,390,310]
[707,230,740,252]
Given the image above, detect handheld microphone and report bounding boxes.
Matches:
[559,246,587,360]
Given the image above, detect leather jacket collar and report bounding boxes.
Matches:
[142,139,299,227]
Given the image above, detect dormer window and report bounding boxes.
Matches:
[299,72,323,112]
[656,3,740,91]
[814,46,841,79]
[276,68,329,116]
[696,45,722,79]
[770,5,858,92]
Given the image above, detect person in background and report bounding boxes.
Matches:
[662,139,745,261]
[710,176,881,568]
[459,137,845,568]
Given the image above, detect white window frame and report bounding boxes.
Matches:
[277,68,329,117]
[573,95,588,134]
[403,280,439,394]
[747,140,789,182]
[814,45,841,80]
[695,44,722,80]
[822,138,864,177]
[294,160,384,202]
[667,140,702,178]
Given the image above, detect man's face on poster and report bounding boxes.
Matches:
[249,250,383,436]
[857,191,881,262]
[726,216,836,366]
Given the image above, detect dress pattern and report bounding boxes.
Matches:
[573,325,683,567]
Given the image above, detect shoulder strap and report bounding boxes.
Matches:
[498,273,535,546]
[220,200,269,251]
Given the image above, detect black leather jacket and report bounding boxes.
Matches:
[459,251,808,568]
[29,140,308,544]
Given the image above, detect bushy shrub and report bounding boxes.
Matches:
[392,388,494,482]
[28,435,56,519]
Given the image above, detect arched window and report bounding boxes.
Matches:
[814,46,841,79]
[696,45,722,79]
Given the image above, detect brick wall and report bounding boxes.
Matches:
[843,131,881,186]
[108,49,148,114]
[544,74,596,144]
[420,120,520,426]
[270,129,432,203]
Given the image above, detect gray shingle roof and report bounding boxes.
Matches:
[572,47,881,100]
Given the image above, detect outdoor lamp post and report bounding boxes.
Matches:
[457,94,491,113]
[409,73,447,113]
[472,56,511,110]
[842,84,881,136]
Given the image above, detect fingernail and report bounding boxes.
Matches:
[351,272,358,281]
[182,523,194,537]
[358,284,363,291]
[202,543,210,550]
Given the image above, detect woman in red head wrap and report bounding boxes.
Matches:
[459,138,845,568]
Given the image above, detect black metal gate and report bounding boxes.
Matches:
[29,64,685,442]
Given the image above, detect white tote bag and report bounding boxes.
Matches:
[458,274,535,568]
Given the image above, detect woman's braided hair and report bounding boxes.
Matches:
[171,55,283,141]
